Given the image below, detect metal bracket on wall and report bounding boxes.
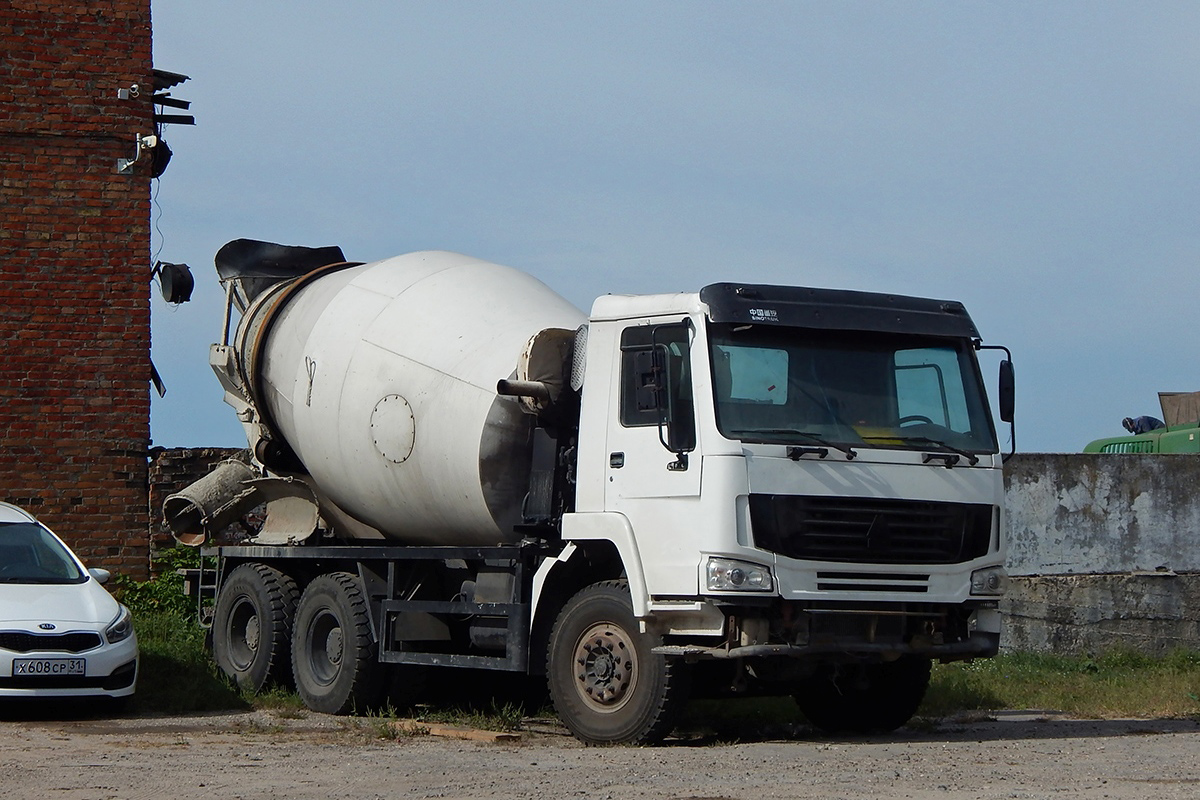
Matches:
[116,134,158,174]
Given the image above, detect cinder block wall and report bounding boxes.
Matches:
[0,2,154,577]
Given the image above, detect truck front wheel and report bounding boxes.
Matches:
[212,563,298,692]
[794,656,932,734]
[292,572,382,714]
[547,581,689,745]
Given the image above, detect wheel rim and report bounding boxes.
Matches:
[571,621,638,713]
[227,596,260,671]
[304,608,344,686]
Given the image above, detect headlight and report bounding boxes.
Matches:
[970,566,1009,596]
[706,557,773,592]
[105,605,134,644]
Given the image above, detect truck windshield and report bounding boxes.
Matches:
[708,323,998,454]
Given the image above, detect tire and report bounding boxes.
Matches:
[794,656,932,734]
[292,572,382,714]
[546,580,689,745]
[212,563,298,692]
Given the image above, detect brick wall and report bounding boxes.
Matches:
[0,2,154,577]
[147,447,246,554]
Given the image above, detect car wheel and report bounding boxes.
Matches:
[212,563,298,692]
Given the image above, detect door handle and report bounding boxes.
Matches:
[609,452,625,468]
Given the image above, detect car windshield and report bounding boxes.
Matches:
[0,522,87,584]
[709,323,998,454]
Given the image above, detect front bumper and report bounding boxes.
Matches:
[651,602,1002,663]
[0,631,139,699]
[655,630,1000,660]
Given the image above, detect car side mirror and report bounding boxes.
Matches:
[88,567,111,584]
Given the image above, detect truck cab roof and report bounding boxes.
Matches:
[589,283,981,339]
[589,291,704,321]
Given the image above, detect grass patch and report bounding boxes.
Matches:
[353,705,431,740]
[130,609,246,715]
[118,547,245,715]
[414,700,527,733]
[250,685,307,716]
[923,650,1200,719]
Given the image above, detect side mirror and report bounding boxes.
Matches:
[998,360,1015,423]
[88,567,111,585]
[658,346,696,460]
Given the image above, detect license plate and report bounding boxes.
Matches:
[12,658,85,676]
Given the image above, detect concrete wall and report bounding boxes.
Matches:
[1002,573,1200,655]
[1005,453,1200,576]
[1002,453,1200,655]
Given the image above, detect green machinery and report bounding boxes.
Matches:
[1084,391,1200,453]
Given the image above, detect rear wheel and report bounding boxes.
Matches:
[212,563,298,692]
[794,656,931,734]
[292,572,382,714]
[547,580,689,745]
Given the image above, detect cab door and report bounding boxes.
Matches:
[603,320,703,595]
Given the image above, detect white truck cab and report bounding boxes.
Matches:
[552,282,1010,737]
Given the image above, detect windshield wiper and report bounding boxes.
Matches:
[863,434,979,467]
[732,429,858,460]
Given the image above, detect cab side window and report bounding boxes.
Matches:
[619,324,696,449]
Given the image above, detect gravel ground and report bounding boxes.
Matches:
[2,708,1199,800]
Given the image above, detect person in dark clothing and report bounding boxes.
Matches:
[1122,416,1165,434]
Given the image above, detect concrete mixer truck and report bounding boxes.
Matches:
[167,239,1015,745]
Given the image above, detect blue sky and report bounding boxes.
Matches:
[149,2,1200,453]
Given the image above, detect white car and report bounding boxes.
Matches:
[0,501,138,703]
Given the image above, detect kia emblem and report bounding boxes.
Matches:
[38,623,56,630]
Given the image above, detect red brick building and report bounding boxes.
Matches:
[0,1,155,576]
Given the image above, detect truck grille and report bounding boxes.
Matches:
[749,494,993,565]
[1099,440,1156,453]
[815,571,930,592]
[0,631,103,653]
